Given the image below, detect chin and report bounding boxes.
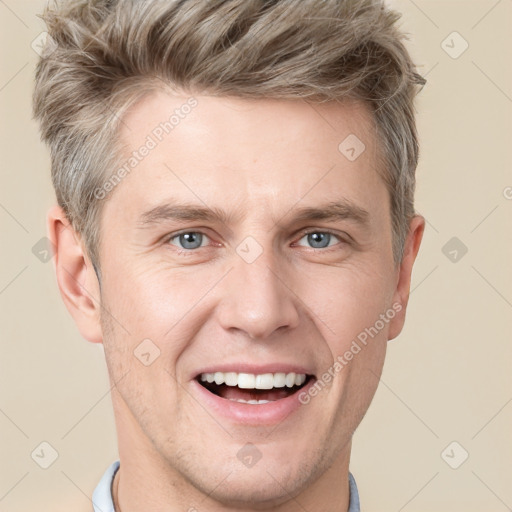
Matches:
[182,453,319,510]
[206,471,304,509]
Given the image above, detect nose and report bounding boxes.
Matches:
[216,244,300,340]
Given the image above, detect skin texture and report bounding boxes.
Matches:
[48,91,424,512]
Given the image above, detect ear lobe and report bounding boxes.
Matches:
[388,215,425,341]
[47,205,103,344]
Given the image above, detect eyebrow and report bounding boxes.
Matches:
[137,198,370,229]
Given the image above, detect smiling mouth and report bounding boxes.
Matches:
[196,372,314,404]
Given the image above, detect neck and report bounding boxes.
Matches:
[113,468,121,512]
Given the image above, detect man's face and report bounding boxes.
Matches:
[97,91,408,505]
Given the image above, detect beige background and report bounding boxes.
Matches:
[1,1,511,511]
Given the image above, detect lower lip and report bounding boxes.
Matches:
[190,378,316,426]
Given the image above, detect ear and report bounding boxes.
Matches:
[387,215,425,341]
[47,205,103,344]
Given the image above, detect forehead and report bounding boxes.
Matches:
[106,90,387,226]
[118,91,378,161]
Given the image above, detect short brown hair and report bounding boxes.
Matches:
[33,0,425,275]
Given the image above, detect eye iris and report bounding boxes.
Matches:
[180,232,202,249]
[308,232,330,248]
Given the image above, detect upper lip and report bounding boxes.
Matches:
[192,363,315,381]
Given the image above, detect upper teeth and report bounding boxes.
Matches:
[200,372,307,389]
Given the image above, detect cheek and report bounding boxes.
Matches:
[333,336,387,428]
[103,260,207,335]
[98,265,195,395]
[301,261,396,349]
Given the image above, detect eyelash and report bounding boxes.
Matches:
[165,229,348,254]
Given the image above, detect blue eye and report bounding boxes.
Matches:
[296,231,341,249]
[166,229,344,254]
[168,232,208,250]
